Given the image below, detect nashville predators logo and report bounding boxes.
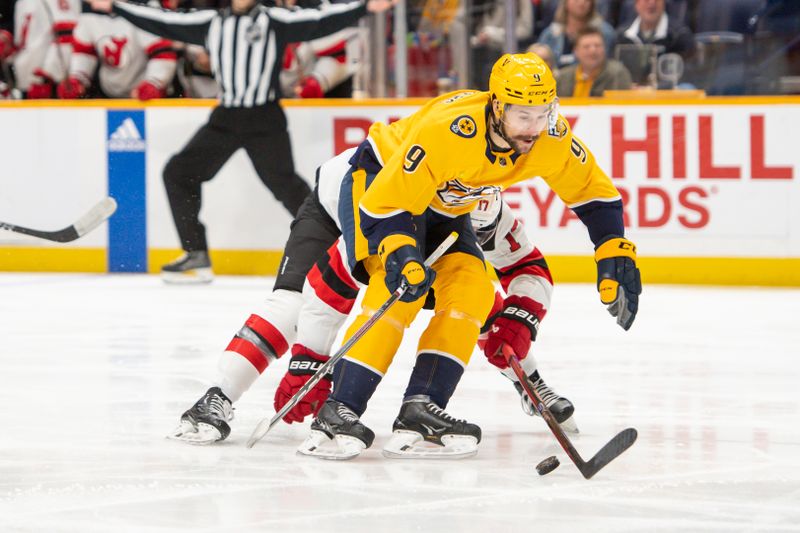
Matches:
[436,179,500,207]
[548,117,568,139]
[450,115,477,139]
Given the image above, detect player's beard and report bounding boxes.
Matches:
[501,121,539,154]
[508,134,539,154]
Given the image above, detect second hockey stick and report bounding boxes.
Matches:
[502,345,638,479]
[246,230,460,448]
[0,197,118,243]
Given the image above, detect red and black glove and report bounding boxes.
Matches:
[27,69,56,99]
[297,75,324,98]
[482,295,545,369]
[0,29,14,61]
[27,81,55,99]
[273,345,332,424]
[133,80,164,101]
[57,77,86,99]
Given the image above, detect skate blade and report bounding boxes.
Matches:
[559,416,580,434]
[166,421,223,445]
[162,268,213,285]
[382,431,478,459]
[297,430,365,460]
[524,397,580,434]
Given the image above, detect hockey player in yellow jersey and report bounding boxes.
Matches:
[298,53,642,460]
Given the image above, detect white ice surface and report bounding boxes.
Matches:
[1,274,799,533]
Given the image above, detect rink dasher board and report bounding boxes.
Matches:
[0,97,799,285]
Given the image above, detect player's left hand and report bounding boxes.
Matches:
[483,295,544,369]
[57,76,86,99]
[273,346,332,424]
[382,244,436,303]
[133,80,164,101]
[595,236,641,330]
[296,76,323,98]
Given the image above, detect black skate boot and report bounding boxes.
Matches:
[161,251,213,284]
[515,370,578,432]
[383,395,481,459]
[297,399,375,460]
[168,387,233,444]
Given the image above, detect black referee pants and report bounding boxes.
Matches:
[163,103,311,252]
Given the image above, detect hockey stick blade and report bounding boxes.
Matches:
[246,231,460,449]
[0,197,118,243]
[503,345,637,479]
[577,427,638,479]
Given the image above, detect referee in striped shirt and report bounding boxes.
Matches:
[89,0,393,282]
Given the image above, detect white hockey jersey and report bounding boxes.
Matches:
[70,13,176,97]
[470,190,553,312]
[13,0,80,90]
[175,44,218,99]
[280,26,361,97]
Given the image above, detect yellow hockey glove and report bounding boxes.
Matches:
[595,236,641,331]
[379,235,435,302]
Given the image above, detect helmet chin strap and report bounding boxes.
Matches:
[490,102,514,149]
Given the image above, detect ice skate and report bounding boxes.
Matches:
[161,251,213,284]
[515,370,579,433]
[168,387,233,445]
[382,395,481,459]
[297,399,375,460]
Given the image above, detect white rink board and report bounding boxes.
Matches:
[1,100,798,256]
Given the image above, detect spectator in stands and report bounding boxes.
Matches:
[556,26,631,96]
[526,42,557,74]
[469,0,532,89]
[537,0,615,68]
[616,0,695,59]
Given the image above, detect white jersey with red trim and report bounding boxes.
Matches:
[70,13,176,97]
[470,190,553,312]
[280,26,360,96]
[12,0,80,89]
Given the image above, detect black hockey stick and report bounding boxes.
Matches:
[502,345,637,479]
[246,231,460,448]
[0,197,118,243]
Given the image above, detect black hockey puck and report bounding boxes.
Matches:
[536,455,560,475]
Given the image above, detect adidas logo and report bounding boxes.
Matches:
[107,117,146,152]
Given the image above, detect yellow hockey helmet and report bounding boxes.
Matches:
[489,53,557,108]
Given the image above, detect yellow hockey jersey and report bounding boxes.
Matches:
[358,90,622,257]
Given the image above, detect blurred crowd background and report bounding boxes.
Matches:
[1,0,798,100]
